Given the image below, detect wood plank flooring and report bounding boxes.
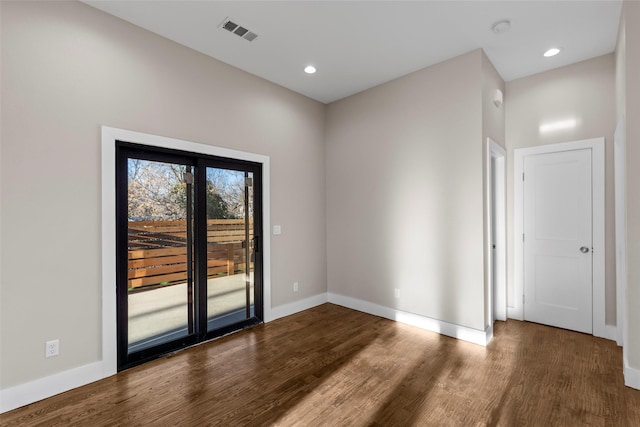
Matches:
[2,303,639,426]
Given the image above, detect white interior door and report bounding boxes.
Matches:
[523,148,593,333]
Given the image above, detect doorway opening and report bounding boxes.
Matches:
[487,138,507,327]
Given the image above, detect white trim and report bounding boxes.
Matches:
[265,293,328,322]
[604,325,618,342]
[513,138,607,338]
[513,148,525,321]
[591,139,606,339]
[0,361,106,413]
[101,129,118,378]
[485,324,494,344]
[328,293,493,346]
[614,118,627,347]
[487,138,507,323]
[624,360,640,390]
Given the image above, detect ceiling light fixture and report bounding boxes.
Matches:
[491,20,511,34]
[543,47,562,57]
[304,65,317,74]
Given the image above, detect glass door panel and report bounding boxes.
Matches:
[126,159,194,353]
[205,167,255,331]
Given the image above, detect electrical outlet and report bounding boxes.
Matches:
[394,288,400,299]
[293,282,299,292]
[45,339,59,358]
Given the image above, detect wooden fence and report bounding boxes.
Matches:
[128,219,253,290]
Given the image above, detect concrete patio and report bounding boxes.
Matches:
[128,273,254,352]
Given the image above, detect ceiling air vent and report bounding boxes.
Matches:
[243,32,258,42]
[219,17,259,42]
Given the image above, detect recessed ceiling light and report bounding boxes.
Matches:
[304,65,316,74]
[491,20,511,34]
[543,47,562,57]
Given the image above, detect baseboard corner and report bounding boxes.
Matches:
[485,324,494,345]
[624,361,640,390]
[265,292,328,322]
[601,324,618,342]
[327,293,489,346]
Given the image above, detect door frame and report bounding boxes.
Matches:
[115,144,264,370]
[614,118,626,347]
[513,137,605,338]
[486,138,507,324]
[101,126,271,376]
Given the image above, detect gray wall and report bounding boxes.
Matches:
[505,54,617,323]
[482,53,506,150]
[0,1,327,388]
[481,51,506,328]
[618,0,640,372]
[326,50,488,331]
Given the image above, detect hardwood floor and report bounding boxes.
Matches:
[3,303,639,426]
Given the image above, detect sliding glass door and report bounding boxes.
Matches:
[126,158,195,354]
[116,143,262,370]
[202,166,257,332]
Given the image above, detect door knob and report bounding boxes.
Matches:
[580,246,590,253]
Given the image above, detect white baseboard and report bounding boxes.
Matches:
[507,306,523,321]
[624,360,640,390]
[0,292,506,413]
[265,293,328,322]
[1,293,328,414]
[327,293,492,346]
[0,360,112,414]
[601,325,618,342]
[485,324,494,344]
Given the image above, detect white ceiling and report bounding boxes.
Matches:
[84,1,623,104]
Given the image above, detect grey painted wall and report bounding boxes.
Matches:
[326,50,488,331]
[0,1,326,388]
[618,0,640,372]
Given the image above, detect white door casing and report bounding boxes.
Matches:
[513,138,606,338]
[523,149,592,333]
[614,119,626,348]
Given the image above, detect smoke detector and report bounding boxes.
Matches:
[219,17,258,42]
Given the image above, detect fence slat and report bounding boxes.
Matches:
[127,219,254,290]
[129,246,187,260]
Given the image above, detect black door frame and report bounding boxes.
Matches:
[116,141,263,370]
